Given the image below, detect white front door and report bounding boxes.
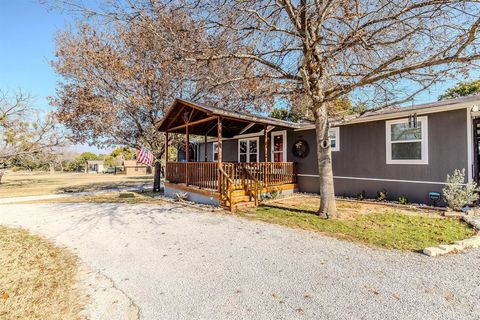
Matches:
[271,131,286,162]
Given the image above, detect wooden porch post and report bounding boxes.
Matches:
[165,131,169,162]
[204,134,208,162]
[217,116,222,192]
[264,124,268,186]
[186,125,189,186]
[264,124,268,163]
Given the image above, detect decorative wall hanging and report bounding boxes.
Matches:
[292,139,309,158]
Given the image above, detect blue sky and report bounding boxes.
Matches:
[0,0,476,154]
[0,0,109,153]
[0,0,61,111]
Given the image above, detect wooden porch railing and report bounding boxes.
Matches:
[165,161,296,191]
[242,164,259,206]
[222,162,243,190]
[218,166,235,211]
[242,162,296,187]
[166,162,218,189]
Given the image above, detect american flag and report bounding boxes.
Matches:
[136,147,154,165]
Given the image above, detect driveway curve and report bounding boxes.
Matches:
[0,202,479,320]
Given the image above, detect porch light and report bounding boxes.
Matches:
[408,113,418,128]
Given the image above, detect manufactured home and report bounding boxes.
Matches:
[157,95,480,210]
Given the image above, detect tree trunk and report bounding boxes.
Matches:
[153,161,161,192]
[151,145,165,193]
[313,102,338,218]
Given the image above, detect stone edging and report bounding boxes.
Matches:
[423,215,480,257]
[154,195,225,213]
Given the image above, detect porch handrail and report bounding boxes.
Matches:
[242,162,296,187]
[241,164,259,206]
[218,166,235,211]
[166,161,296,191]
[166,162,218,189]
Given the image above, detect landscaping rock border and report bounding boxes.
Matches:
[423,215,480,257]
[264,192,448,213]
[338,197,447,212]
[463,215,480,230]
[154,194,225,213]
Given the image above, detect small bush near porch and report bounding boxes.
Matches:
[238,195,475,251]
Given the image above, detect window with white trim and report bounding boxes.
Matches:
[212,142,218,161]
[386,116,428,164]
[329,127,340,152]
[238,138,259,163]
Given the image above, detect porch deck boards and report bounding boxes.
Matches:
[158,99,300,211]
[166,162,296,189]
[165,161,297,211]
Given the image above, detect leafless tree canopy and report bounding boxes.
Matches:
[49,1,279,156]
[0,90,64,166]
[182,1,480,108]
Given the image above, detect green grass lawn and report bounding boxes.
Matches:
[239,205,475,251]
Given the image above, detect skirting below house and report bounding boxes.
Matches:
[164,182,298,207]
[164,182,220,206]
[296,175,445,206]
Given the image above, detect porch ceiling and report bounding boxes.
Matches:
[157,99,300,137]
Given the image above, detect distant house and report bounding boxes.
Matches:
[157,95,480,210]
[123,160,151,176]
[86,160,104,173]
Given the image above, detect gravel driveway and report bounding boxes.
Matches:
[0,202,479,320]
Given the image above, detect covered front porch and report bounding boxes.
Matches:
[157,99,299,211]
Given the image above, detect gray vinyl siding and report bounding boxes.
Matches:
[198,130,287,162]
[197,141,239,162]
[293,109,468,204]
[194,109,468,204]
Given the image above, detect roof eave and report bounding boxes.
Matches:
[157,98,301,132]
[295,98,478,131]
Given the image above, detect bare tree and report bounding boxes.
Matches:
[48,0,277,190]
[180,0,480,218]
[0,90,64,183]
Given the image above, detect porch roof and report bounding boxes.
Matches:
[157,99,301,137]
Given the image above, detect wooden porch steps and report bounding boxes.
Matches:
[222,183,298,212]
[222,189,255,212]
[231,201,257,212]
[167,161,297,212]
[232,195,251,203]
[231,189,248,197]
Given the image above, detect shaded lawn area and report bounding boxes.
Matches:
[239,196,475,251]
[0,226,85,319]
[33,191,165,205]
[0,172,152,198]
